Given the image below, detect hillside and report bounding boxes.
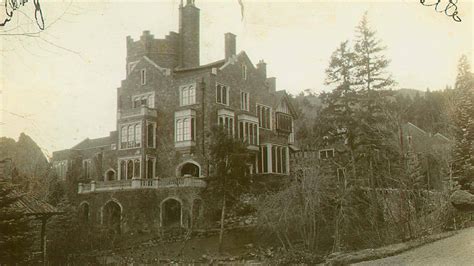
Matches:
[0,133,49,178]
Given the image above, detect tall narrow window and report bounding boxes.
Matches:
[121,126,127,148]
[241,92,249,111]
[134,124,141,147]
[183,118,190,141]
[147,158,154,179]
[147,123,155,148]
[191,118,196,141]
[140,69,146,85]
[134,159,140,178]
[128,125,134,147]
[120,161,126,179]
[242,64,248,80]
[127,161,133,179]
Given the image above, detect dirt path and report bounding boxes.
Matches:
[356,227,474,266]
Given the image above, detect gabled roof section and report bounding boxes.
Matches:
[219,51,254,71]
[129,56,171,76]
[433,133,452,142]
[72,136,112,150]
[275,90,299,119]
[405,122,427,135]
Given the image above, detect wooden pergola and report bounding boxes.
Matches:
[13,192,63,264]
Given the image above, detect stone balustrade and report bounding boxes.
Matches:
[78,177,206,194]
[117,106,158,119]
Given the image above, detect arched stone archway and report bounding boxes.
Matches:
[161,198,182,227]
[103,200,122,234]
[177,161,200,177]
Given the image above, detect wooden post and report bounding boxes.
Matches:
[40,216,49,266]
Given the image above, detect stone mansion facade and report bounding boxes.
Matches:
[52,0,297,233]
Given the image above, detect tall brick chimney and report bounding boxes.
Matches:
[179,0,200,68]
[257,60,267,78]
[225,33,236,60]
[266,77,276,92]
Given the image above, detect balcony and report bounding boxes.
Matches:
[275,112,293,133]
[78,177,206,194]
[118,106,157,119]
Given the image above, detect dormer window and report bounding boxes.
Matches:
[140,69,146,85]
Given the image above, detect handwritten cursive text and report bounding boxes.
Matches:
[0,0,44,30]
[420,0,462,22]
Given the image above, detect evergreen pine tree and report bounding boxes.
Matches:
[352,12,397,186]
[452,55,474,191]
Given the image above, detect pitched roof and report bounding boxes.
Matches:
[11,191,60,216]
[72,136,112,150]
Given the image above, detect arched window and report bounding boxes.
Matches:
[127,160,133,179]
[180,162,200,177]
[134,159,140,178]
[161,198,182,227]
[103,201,121,234]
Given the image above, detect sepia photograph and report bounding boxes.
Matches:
[1,0,473,264]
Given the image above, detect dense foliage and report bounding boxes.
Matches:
[0,181,33,264]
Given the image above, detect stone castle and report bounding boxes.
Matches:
[52,0,297,233]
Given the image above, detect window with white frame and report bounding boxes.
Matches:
[175,110,196,143]
[120,122,142,149]
[133,93,154,108]
[256,144,288,174]
[54,160,68,180]
[241,91,249,111]
[118,157,141,180]
[180,84,196,106]
[256,104,272,129]
[146,121,157,148]
[319,149,335,159]
[83,159,92,179]
[140,69,146,85]
[217,109,235,136]
[216,84,229,105]
[238,121,258,145]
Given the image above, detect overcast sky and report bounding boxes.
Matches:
[1,0,472,158]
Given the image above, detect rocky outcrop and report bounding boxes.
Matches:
[0,133,49,178]
[450,190,474,212]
